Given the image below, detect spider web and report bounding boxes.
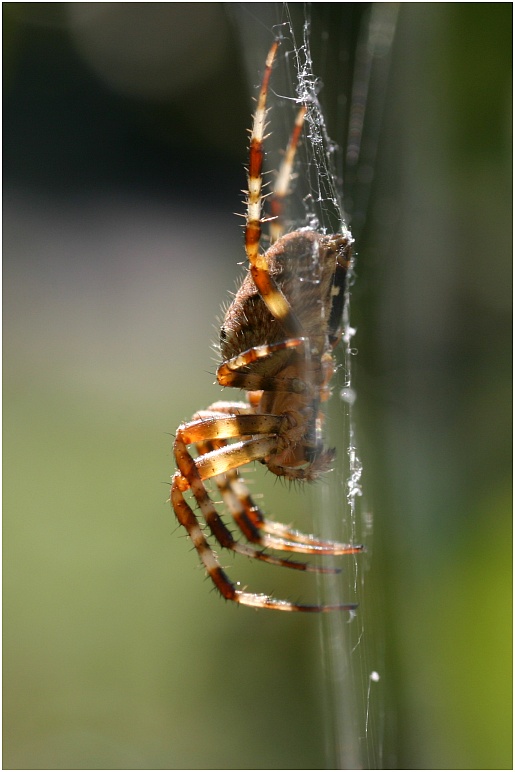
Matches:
[231,4,399,769]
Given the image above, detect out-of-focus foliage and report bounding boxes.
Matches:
[4,3,511,769]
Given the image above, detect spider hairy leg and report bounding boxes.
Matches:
[245,41,278,267]
[174,436,277,491]
[245,41,303,337]
[196,439,341,576]
[173,413,284,492]
[224,469,364,554]
[173,409,362,555]
[235,593,357,613]
[181,401,362,554]
[269,105,308,244]
[175,413,285,447]
[217,337,313,392]
[171,434,357,612]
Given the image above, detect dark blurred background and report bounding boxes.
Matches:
[4,3,511,769]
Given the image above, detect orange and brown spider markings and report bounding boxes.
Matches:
[171,41,363,612]
[218,228,352,478]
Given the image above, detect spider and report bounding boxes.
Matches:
[171,41,363,612]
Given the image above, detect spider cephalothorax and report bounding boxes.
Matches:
[171,42,362,612]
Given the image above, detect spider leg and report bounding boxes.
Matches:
[192,401,359,552]
[269,105,307,244]
[221,466,363,555]
[176,412,326,491]
[174,434,279,490]
[217,337,318,393]
[245,41,302,337]
[174,410,363,556]
[172,420,356,612]
[195,438,341,576]
[174,414,320,562]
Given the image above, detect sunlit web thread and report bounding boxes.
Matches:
[274,6,398,769]
[278,10,361,570]
[285,16,345,235]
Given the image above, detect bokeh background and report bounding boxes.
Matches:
[4,3,511,769]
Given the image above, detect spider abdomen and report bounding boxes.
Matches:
[220,229,352,362]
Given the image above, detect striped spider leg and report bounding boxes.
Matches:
[171,41,362,612]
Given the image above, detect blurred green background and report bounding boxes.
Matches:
[4,3,511,769]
